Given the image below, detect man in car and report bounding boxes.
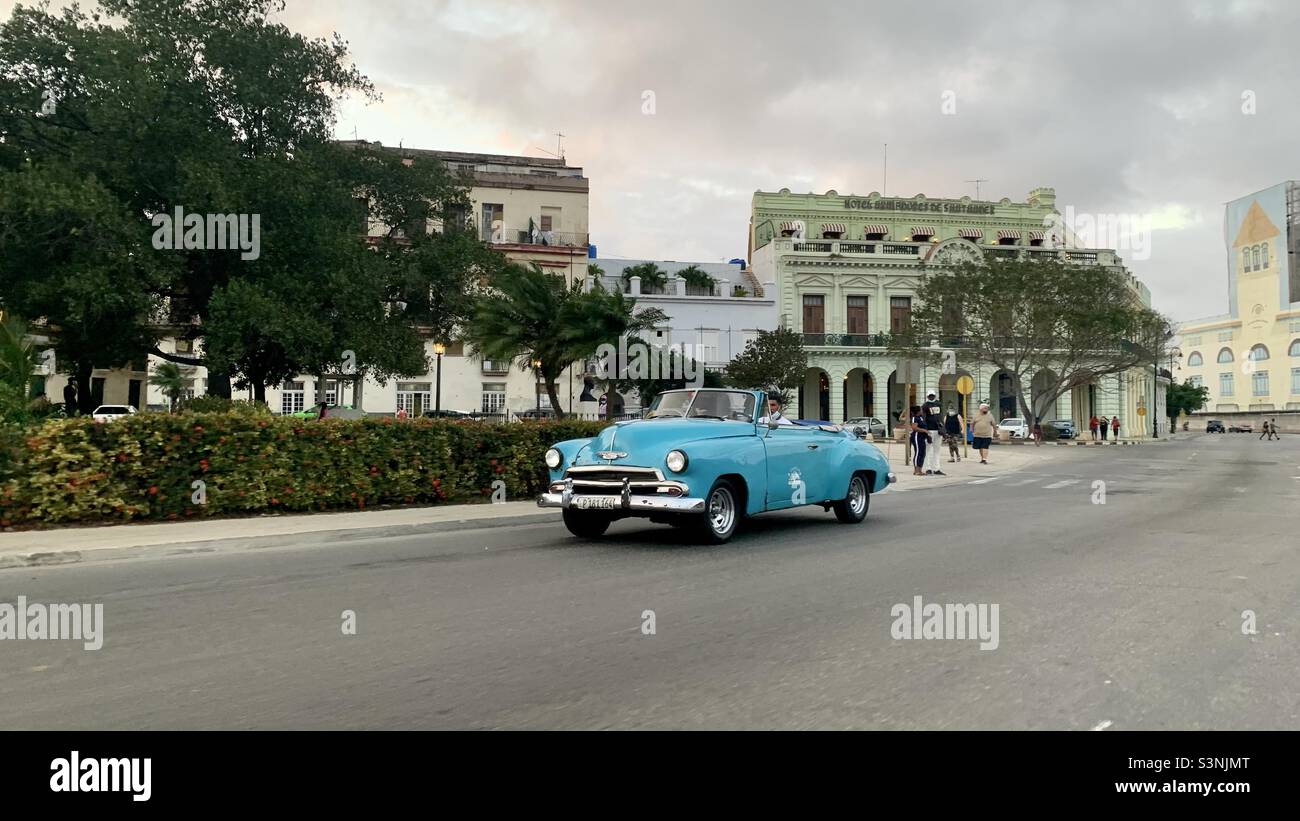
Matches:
[759,394,795,426]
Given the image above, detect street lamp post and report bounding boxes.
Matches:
[1152,358,1159,439]
[533,359,542,413]
[433,342,445,415]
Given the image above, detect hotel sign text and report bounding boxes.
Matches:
[844,198,994,214]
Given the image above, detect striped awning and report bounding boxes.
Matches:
[821,223,846,234]
[958,228,983,239]
[779,221,800,232]
[910,226,937,237]
[1027,230,1045,241]
[862,224,890,236]
[997,229,1022,240]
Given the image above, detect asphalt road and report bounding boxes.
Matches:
[1,433,1297,729]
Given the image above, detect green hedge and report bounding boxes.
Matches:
[0,413,607,527]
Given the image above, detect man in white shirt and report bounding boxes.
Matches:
[759,395,795,426]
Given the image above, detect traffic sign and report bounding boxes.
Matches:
[956,375,974,395]
[1137,407,1147,416]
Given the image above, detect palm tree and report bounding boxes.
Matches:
[150,361,193,411]
[620,262,667,294]
[465,263,666,417]
[675,265,716,295]
[0,316,44,421]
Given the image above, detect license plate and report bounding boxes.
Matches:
[574,496,617,510]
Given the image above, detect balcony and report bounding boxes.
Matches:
[480,360,511,375]
[773,238,1070,261]
[486,229,589,249]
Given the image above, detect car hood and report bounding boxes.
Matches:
[573,418,756,465]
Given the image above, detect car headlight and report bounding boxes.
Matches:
[665,449,688,473]
[545,448,563,469]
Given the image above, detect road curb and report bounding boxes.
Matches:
[0,511,562,570]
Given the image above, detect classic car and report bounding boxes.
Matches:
[1205,419,1226,433]
[538,388,896,543]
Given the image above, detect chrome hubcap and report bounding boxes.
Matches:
[849,477,866,515]
[708,487,735,535]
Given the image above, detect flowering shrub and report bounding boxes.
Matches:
[0,413,606,526]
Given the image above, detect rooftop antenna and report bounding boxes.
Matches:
[966,178,988,200]
[556,131,565,161]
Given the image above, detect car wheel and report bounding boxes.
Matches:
[694,479,739,544]
[832,473,870,524]
[562,509,611,539]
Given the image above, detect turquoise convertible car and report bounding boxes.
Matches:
[539,388,896,543]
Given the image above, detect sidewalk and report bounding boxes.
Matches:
[0,501,560,569]
[876,437,1107,493]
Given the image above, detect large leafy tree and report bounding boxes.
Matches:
[895,257,1174,422]
[466,265,666,418]
[1167,378,1210,424]
[724,327,807,403]
[0,0,470,405]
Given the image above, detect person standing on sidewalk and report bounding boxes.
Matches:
[1100,414,1109,441]
[1089,415,1100,441]
[944,405,964,463]
[1111,416,1120,440]
[909,405,928,476]
[922,391,945,475]
[1031,417,1043,447]
[972,402,997,464]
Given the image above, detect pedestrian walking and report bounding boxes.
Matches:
[944,406,964,462]
[971,402,997,464]
[909,405,928,476]
[1260,420,1270,440]
[1089,415,1100,441]
[1111,416,1120,440]
[922,391,944,475]
[1269,417,1280,440]
[62,379,78,416]
[1032,417,1043,446]
[1100,415,1109,441]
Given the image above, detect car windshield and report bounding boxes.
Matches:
[646,390,756,421]
[1002,418,1024,425]
[96,406,131,413]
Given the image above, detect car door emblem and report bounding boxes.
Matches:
[597,451,627,460]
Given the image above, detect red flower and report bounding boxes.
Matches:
[116,452,128,462]
[148,486,159,495]
[199,459,210,471]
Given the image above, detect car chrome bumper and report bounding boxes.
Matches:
[887,472,897,484]
[537,492,705,513]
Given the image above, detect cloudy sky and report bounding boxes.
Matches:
[7,0,1298,322]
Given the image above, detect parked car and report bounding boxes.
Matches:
[539,388,895,544]
[422,409,473,419]
[1046,419,1077,439]
[1205,420,1226,433]
[516,408,556,420]
[845,416,888,438]
[1228,422,1254,433]
[998,417,1030,438]
[91,404,137,423]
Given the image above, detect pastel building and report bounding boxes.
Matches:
[750,187,1167,435]
[1179,182,1300,421]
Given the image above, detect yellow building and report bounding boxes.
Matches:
[1180,182,1300,422]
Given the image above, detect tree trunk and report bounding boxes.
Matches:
[252,380,266,405]
[75,360,94,415]
[546,379,564,419]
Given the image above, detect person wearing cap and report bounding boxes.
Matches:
[971,402,997,464]
[921,390,944,475]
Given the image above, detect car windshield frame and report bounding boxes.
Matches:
[645,389,758,422]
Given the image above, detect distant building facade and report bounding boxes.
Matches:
[750,186,1167,435]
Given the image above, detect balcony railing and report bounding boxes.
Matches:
[480,360,510,374]
[485,230,589,248]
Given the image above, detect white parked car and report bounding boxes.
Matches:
[998,417,1030,438]
[91,404,137,423]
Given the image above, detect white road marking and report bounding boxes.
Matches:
[1092,720,1113,731]
[1008,478,1040,486]
[968,477,1002,485]
[1043,480,1081,489]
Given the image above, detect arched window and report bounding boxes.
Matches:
[1252,246,1262,270]
[1290,339,1300,357]
[1186,351,1203,367]
[1242,248,1252,271]
[1217,347,1234,363]
[1249,344,1269,361]
[1261,242,1269,269]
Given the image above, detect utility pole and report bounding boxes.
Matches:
[966,179,988,200]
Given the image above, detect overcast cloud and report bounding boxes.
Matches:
[8,0,1298,322]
